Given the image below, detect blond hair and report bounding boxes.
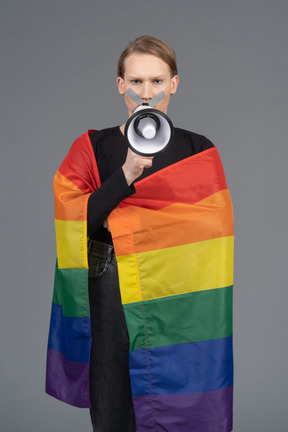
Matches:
[117,35,178,78]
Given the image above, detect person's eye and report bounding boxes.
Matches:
[154,79,162,85]
[131,80,141,85]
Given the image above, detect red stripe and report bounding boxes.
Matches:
[120,147,227,211]
[58,131,100,193]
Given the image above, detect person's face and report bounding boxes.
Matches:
[117,53,179,117]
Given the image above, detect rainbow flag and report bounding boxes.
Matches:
[109,147,234,431]
[46,131,100,407]
[46,131,234,431]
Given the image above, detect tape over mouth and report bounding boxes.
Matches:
[126,88,166,109]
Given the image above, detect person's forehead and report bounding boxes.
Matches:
[124,53,170,76]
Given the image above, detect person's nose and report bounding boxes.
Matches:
[141,82,152,102]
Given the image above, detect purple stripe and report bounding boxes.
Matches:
[133,386,233,432]
[46,349,90,408]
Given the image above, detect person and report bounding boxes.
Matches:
[46,35,234,432]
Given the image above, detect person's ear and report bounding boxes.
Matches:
[170,75,179,95]
[117,77,125,95]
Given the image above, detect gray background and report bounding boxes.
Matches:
[1,0,287,431]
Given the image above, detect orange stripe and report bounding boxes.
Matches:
[109,189,233,256]
[54,171,89,221]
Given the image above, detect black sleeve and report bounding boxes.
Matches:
[199,135,215,151]
[87,168,135,236]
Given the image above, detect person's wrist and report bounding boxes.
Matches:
[122,165,134,186]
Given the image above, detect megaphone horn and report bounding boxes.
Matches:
[134,113,160,139]
[124,89,174,156]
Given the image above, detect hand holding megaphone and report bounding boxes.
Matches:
[122,147,154,186]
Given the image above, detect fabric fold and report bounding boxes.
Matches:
[46,132,234,431]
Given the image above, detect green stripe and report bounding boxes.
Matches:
[52,260,89,317]
[123,286,233,351]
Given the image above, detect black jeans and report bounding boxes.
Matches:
[88,240,137,432]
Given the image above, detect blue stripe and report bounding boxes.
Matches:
[48,303,91,363]
[129,336,233,397]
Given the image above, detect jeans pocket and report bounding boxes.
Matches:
[88,258,109,278]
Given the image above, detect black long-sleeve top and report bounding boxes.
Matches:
[88,126,214,244]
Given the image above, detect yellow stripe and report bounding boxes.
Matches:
[117,236,234,304]
[55,219,88,269]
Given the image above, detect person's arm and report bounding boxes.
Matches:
[87,168,135,236]
[88,148,153,236]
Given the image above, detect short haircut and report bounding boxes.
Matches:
[117,35,178,78]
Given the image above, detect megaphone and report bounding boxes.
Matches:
[124,90,174,157]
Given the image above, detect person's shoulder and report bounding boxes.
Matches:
[88,126,122,151]
[88,126,120,141]
[174,127,215,152]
